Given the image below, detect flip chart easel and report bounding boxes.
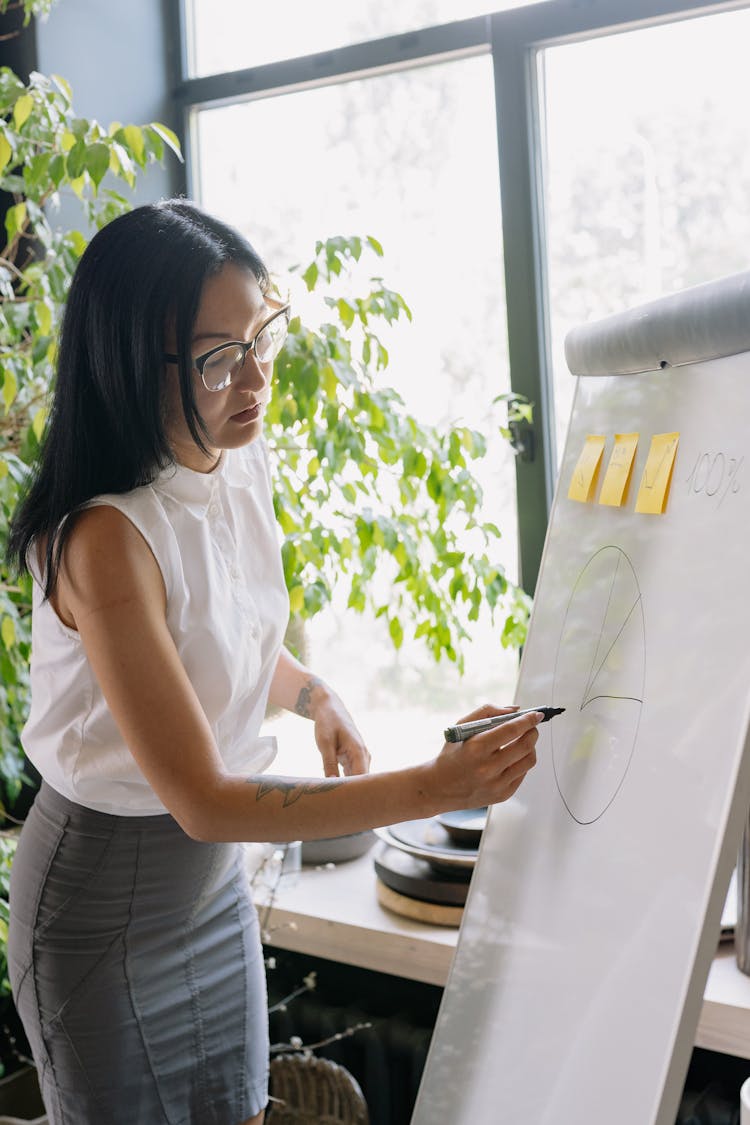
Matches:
[412,270,750,1124]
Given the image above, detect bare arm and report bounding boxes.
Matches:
[57,506,540,843]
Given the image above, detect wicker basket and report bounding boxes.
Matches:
[266,1053,369,1125]
[0,1117,47,1124]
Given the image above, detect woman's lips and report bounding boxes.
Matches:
[230,403,262,424]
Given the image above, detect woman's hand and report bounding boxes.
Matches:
[269,648,370,778]
[431,703,541,810]
[312,689,371,778]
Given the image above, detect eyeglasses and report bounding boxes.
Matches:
[164,304,291,392]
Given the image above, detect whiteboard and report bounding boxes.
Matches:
[412,271,750,1125]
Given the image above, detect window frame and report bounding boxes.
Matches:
[168,0,750,592]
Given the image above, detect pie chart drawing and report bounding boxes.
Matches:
[551,546,645,825]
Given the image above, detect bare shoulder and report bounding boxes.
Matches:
[58,504,166,626]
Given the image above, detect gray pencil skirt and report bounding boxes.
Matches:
[8,782,269,1125]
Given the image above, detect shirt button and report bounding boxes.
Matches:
[208,502,221,517]
[231,566,241,580]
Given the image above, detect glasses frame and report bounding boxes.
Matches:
[164,303,291,392]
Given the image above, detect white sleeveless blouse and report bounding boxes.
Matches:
[23,438,289,816]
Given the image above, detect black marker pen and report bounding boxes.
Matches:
[444,706,565,744]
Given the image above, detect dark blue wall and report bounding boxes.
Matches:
[35,0,184,208]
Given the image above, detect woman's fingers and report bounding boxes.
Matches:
[453,702,519,726]
[471,708,542,754]
[435,703,544,809]
[445,709,541,806]
[500,744,538,788]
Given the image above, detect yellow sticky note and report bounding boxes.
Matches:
[568,435,606,503]
[599,433,639,507]
[635,432,680,514]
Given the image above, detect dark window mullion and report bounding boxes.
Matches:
[494,0,750,47]
[491,19,554,596]
[172,15,492,109]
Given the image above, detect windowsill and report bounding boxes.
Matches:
[251,848,750,1060]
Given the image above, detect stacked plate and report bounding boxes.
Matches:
[374,808,487,923]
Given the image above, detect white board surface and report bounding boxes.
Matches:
[412,273,750,1125]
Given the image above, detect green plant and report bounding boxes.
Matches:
[267,235,531,669]
[0,63,181,818]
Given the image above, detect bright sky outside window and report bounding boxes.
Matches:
[542,7,750,460]
[187,0,549,76]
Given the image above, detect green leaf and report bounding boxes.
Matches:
[302,263,318,291]
[23,151,51,191]
[69,174,87,199]
[34,301,52,335]
[149,122,182,160]
[388,617,404,649]
[120,124,145,166]
[109,143,135,188]
[12,93,33,129]
[51,73,73,103]
[288,585,304,615]
[2,365,17,413]
[32,407,47,441]
[0,133,11,176]
[66,139,87,179]
[67,229,88,257]
[4,202,26,243]
[48,152,66,188]
[86,142,110,186]
[0,618,14,650]
[337,299,355,329]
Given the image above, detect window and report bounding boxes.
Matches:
[194,56,520,771]
[541,6,750,457]
[187,0,548,76]
[178,0,743,767]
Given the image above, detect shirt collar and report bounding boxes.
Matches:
[153,445,258,513]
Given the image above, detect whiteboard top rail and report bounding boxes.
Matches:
[565,268,750,377]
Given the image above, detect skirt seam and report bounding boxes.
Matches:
[122,826,173,1124]
[235,866,250,1121]
[27,810,69,1125]
[182,843,216,1122]
[33,823,118,941]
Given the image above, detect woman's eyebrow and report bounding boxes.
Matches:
[191,305,273,346]
[191,331,233,345]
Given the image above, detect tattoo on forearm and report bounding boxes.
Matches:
[294,676,324,719]
[254,776,343,807]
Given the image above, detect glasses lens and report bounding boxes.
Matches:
[202,344,245,391]
[255,311,289,363]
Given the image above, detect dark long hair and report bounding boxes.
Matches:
[7,199,269,596]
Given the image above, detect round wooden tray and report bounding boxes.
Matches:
[376,878,464,928]
[373,844,470,905]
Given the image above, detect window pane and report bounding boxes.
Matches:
[187,0,547,77]
[194,57,520,772]
[542,8,750,459]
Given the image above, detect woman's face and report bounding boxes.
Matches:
[164,262,274,472]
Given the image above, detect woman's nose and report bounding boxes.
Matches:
[235,349,267,392]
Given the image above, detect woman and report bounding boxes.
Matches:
[6,199,540,1125]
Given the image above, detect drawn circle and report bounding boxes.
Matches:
[551,546,645,825]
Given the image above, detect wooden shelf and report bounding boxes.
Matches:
[252,848,455,987]
[697,946,750,1057]
[251,847,750,1058]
